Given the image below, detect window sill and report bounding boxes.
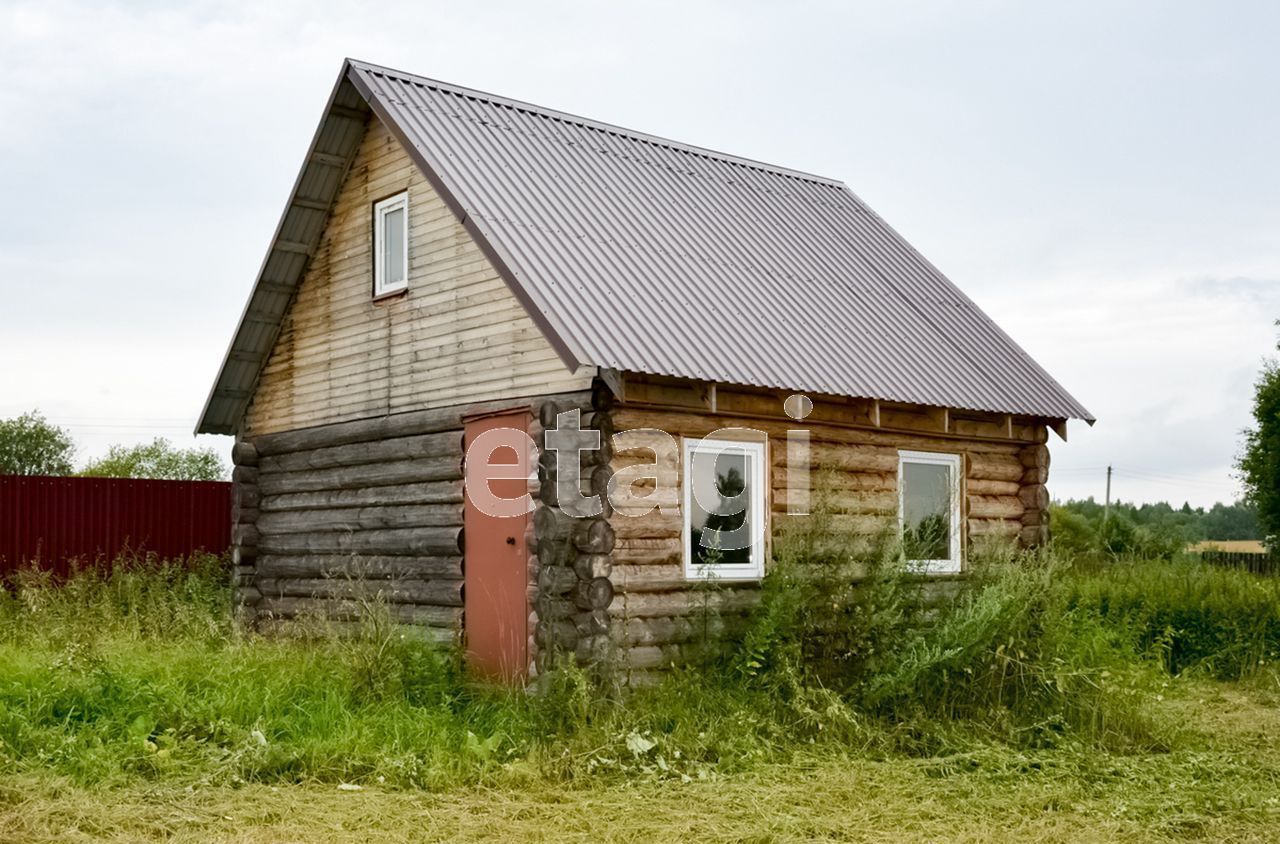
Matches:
[372,288,408,304]
[903,565,966,580]
[684,571,765,583]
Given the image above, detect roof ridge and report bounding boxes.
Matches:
[346,57,848,188]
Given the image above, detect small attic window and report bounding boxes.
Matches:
[373,192,409,297]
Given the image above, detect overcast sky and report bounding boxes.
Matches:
[2,0,1277,507]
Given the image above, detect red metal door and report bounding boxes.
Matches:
[463,410,532,682]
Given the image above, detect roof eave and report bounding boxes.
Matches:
[195,62,371,435]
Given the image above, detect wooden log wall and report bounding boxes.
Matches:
[230,439,261,618]
[529,384,617,675]
[602,383,1054,681]
[231,371,1055,683]
[240,403,466,637]
[234,394,585,641]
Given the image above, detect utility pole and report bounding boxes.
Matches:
[1104,465,1112,523]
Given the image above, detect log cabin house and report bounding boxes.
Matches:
[198,59,1093,683]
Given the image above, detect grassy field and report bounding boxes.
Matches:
[3,678,1280,843]
[2,552,1279,842]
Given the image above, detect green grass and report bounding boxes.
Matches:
[4,686,1280,843]
[1067,556,1280,677]
[2,550,1280,840]
[0,557,543,789]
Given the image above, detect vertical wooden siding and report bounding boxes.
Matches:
[0,476,231,576]
[245,115,592,436]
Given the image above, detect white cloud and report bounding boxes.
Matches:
[981,270,1278,506]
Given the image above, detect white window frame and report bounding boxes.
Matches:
[898,450,963,574]
[373,191,409,298]
[682,437,767,581]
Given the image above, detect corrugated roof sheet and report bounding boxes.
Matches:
[199,59,1091,434]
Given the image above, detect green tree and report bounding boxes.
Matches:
[1202,501,1260,541]
[1049,503,1097,556]
[81,438,227,481]
[1239,343,1280,545]
[1056,497,1260,547]
[0,410,76,475]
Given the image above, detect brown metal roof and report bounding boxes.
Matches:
[198,59,1091,434]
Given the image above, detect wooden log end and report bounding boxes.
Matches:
[573,553,613,581]
[232,441,259,468]
[535,618,579,651]
[1019,524,1049,548]
[1018,483,1049,511]
[537,564,578,596]
[573,576,615,611]
[574,609,611,637]
[573,519,616,554]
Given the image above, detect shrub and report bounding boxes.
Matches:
[1068,559,1280,678]
[1051,505,1186,561]
[731,533,1172,751]
[1050,504,1097,557]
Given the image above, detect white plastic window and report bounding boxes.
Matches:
[898,450,962,573]
[373,192,409,297]
[683,438,766,580]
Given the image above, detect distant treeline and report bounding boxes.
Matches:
[1052,498,1260,560]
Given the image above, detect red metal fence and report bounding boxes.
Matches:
[0,475,231,576]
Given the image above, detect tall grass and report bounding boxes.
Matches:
[1067,557,1280,678]
[1,543,1278,789]
[0,557,541,788]
[727,532,1172,753]
[0,555,231,646]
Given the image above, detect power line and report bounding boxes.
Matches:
[1055,463,1238,488]
[1115,469,1238,490]
[1116,465,1234,482]
[60,425,195,431]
